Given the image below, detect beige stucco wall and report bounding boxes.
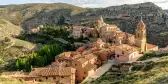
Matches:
[88,69,95,76]
[34,75,74,84]
[72,27,82,38]
[88,57,97,64]
[127,36,135,45]
[115,47,141,63]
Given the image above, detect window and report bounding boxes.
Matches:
[46,77,48,79]
[83,77,85,79]
[39,79,42,82]
[61,76,64,78]
[122,51,124,54]
[84,71,86,74]
[53,77,56,79]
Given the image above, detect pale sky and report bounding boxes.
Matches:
[0,0,168,9]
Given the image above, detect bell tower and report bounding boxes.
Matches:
[135,16,147,52]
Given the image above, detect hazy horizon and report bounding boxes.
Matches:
[0,0,168,9]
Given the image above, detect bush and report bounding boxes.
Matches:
[4,37,11,42]
[139,52,168,61]
[15,43,63,72]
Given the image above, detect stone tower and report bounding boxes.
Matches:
[135,17,147,52]
[97,16,105,28]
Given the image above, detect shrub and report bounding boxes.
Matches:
[15,43,63,72]
[4,37,11,42]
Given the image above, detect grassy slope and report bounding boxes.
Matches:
[90,56,168,84]
[0,38,36,67]
[0,19,23,38]
[0,19,36,67]
[0,77,26,84]
[0,77,51,84]
[13,38,36,50]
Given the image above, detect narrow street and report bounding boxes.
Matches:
[81,60,115,84]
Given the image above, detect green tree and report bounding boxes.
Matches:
[57,15,66,25]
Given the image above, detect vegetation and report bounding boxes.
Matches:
[0,77,51,84]
[0,19,7,24]
[90,56,168,84]
[0,38,35,67]
[40,26,70,39]
[15,43,63,72]
[0,77,26,84]
[138,52,168,61]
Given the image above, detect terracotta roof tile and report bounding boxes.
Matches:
[29,67,76,76]
[84,54,97,60]
[76,46,86,52]
[147,43,158,49]
[84,63,96,71]
[116,44,138,53]
[71,54,82,60]
[76,58,88,64]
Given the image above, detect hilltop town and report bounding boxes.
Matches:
[0,15,159,84]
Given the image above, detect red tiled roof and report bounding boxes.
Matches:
[116,44,138,53]
[84,63,96,71]
[76,58,88,64]
[29,67,76,76]
[76,46,86,53]
[84,54,97,60]
[147,43,158,49]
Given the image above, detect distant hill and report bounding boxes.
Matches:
[164,10,168,14]
[0,2,168,47]
[0,3,88,28]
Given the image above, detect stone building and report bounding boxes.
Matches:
[29,67,76,84]
[51,51,98,83]
[114,44,143,63]
[98,16,158,53]
[72,26,83,38]
[72,26,98,39]
[135,17,147,52]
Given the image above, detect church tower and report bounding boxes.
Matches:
[135,17,147,53]
[97,16,105,28]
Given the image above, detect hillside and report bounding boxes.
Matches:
[89,56,168,84]
[0,2,168,47]
[72,2,168,47]
[164,10,168,13]
[0,3,88,29]
[0,19,23,38]
[0,37,36,68]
